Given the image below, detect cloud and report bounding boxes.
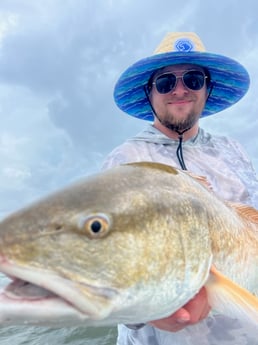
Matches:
[0,0,257,219]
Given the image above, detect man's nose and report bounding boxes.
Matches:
[172,78,188,94]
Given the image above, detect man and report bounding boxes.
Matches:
[102,32,258,344]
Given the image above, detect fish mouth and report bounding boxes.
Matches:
[0,257,119,323]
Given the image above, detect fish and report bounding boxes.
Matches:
[0,161,257,329]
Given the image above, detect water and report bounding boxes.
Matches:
[0,325,117,345]
[0,275,118,345]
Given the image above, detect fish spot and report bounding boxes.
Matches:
[79,213,111,239]
[54,224,63,231]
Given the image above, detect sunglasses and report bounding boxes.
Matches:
[152,70,208,94]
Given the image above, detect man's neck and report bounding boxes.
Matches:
[153,120,199,141]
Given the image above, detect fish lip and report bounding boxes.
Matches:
[0,258,118,319]
[3,278,61,301]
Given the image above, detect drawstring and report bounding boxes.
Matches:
[176,133,187,170]
[176,130,188,170]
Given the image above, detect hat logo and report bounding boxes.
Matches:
[174,39,194,52]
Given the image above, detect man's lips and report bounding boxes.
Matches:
[167,99,193,105]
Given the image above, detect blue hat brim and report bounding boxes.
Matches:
[113,51,250,120]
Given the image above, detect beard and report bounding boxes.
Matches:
[156,111,199,134]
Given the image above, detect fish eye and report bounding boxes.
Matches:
[81,214,111,239]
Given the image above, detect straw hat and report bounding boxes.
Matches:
[113,32,250,121]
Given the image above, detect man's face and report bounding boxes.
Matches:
[149,64,208,133]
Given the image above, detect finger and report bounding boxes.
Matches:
[169,307,191,323]
[149,308,191,332]
[185,287,210,323]
[199,302,211,320]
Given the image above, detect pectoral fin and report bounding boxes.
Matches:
[205,265,258,329]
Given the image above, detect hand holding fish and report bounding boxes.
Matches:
[149,287,211,332]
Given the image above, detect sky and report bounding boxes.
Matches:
[0,0,258,217]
